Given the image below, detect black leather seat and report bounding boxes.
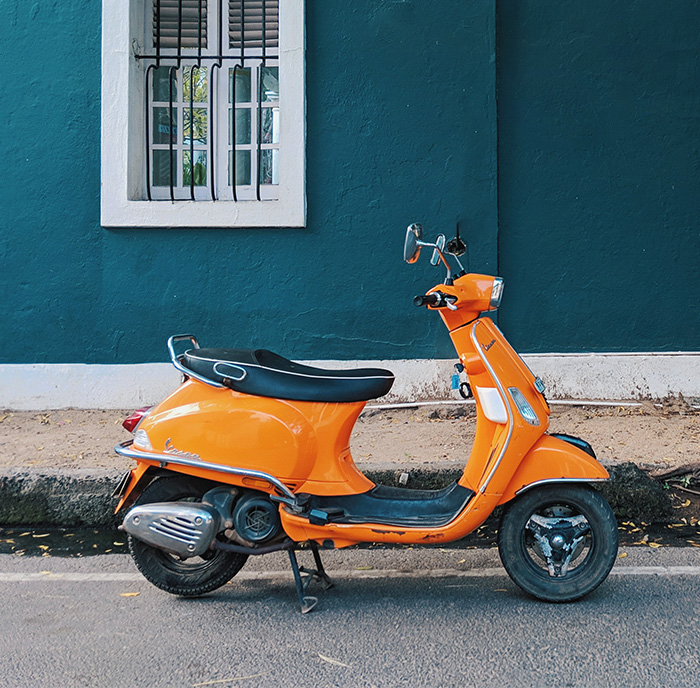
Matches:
[183,348,395,403]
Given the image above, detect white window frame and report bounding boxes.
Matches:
[101,0,305,228]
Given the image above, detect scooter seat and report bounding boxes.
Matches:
[182,348,395,403]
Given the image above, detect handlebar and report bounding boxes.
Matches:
[413,292,458,310]
[413,294,440,307]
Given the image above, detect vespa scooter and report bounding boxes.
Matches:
[114,224,618,612]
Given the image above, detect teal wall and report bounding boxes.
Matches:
[1,0,496,364]
[497,0,700,352]
[1,0,697,365]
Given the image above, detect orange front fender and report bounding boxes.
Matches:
[497,434,609,505]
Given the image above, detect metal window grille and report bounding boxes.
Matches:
[139,0,280,202]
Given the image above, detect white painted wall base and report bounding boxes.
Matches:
[0,353,698,410]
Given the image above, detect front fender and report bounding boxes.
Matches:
[497,434,609,505]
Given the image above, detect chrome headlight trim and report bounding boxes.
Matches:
[490,277,505,309]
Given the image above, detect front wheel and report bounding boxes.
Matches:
[498,484,618,602]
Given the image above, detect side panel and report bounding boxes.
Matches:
[130,379,375,496]
[496,434,609,505]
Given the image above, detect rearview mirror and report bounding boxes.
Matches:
[403,224,423,263]
[430,235,446,266]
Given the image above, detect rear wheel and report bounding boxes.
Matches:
[128,475,248,597]
[498,484,618,602]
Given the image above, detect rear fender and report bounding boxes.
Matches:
[497,434,609,506]
[114,463,163,513]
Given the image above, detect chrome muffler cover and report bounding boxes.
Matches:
[122,502,220,558]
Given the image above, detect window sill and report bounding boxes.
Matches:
[100,195,305,228]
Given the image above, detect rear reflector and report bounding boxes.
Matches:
[122,407,152,433]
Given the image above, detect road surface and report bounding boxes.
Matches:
[1,546,699,687]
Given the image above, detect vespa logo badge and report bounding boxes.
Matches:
[483,339,496,351]
[164,438,202,461]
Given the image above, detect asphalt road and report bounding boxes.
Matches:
[1,547,699,688]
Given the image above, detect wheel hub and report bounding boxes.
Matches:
[526,514,590,577]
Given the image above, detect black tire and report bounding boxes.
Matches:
[128,474,248,597]
[498,484,618,602]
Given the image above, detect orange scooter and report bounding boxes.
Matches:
[114,224,618,612]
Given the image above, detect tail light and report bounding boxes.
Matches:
[122,407,152,433]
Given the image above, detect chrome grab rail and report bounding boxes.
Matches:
[167,334,226,389]
[115,440,299,508]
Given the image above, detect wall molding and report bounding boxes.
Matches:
[1,353,698,410]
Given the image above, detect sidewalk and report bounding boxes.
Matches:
[0,399,698,526]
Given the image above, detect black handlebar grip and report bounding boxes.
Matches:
[413,294,440,307]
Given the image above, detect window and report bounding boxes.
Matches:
[101,0,305,227]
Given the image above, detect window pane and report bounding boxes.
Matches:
[260,149,279,185]
[261,66,279,102]
[184,107,207,145]
[230,68,251,103]
[261,107,280,144]
[229,108,251,145]
[153,150,177,186]
[183,151,207,186]
[183,66,208,103]
[153,67,178,102]
[153,107,178,144]
[229,150,251,186]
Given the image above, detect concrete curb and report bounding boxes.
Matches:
[0,462,672,528]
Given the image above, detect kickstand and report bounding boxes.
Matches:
[287,543,334,614]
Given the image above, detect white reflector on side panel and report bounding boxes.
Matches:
[475,387,508,424]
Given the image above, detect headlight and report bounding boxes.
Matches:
[490,277,504,309]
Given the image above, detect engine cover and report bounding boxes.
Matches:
[122,502,220,558]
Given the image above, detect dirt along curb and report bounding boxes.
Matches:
[0,462,674,529]
[0,400,697,528]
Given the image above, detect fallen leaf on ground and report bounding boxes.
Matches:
[618,552,628,558]
[32,534,49,539]
[355,566,373,570]
[120,592,140,597]
[318,653,350,668]
[648,542,662,548]
[191,673,272,687]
